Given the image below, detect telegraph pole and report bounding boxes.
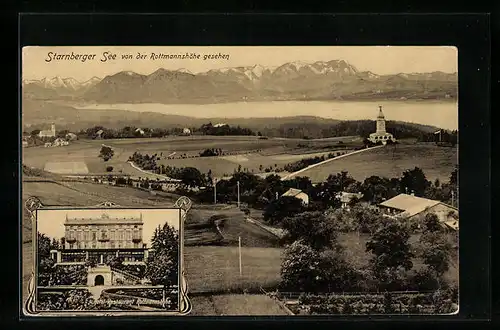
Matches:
[238,236,242,276]
[213,178,217,204]
[237,181,240,208]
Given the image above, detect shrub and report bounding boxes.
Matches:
[106,166,113,172]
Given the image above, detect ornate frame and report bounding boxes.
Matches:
[22,196,193,317]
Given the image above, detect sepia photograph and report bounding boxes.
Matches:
[24,206,186,316]
[22,46,458,316]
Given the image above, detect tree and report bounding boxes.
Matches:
[179,167,206,187]
[280,240,322,292]
[145,223,179,307]
[419,222,452,288]
[106,166,114,172]
[399,167,430,197]
[263,196,305,225]
[360,176,399,204]
[281,211,339,251]
[98,145,114,162]
[366,220,414,290]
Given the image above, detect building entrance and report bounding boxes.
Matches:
[94,275,105,286]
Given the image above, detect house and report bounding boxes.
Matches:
[135,128,145,135]
[214,123,228,128]
[337,191,363,210]
[378,193,458,230]
[182,128,191,135]
[66,132,78,141]
[38,124,56,138]
[95,129,104,139]
[282,188,309,206]
[52,138,69,147]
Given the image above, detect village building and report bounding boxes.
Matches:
[378,193,458,230]
[182,128,191,135]
[368,106,396,144]
[52,138,69,147]
[95,129,104,139]
[337,191,364,210]
[135,128,145,135]
[38,124,56,138]
[282,188,309,206]
[213,123,228,128]
[65,132,78,141]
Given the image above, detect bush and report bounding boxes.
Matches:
[106,166,113,172]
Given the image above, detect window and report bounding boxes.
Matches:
[92,232,96,241]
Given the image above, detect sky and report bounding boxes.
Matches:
[36,208,181,248]
[22,46,458,82]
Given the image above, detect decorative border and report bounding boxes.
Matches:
[23,196,192,317]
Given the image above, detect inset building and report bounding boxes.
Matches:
[368,106,396,144]
[50,213,149,266]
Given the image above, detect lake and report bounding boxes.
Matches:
[74,100,458,130]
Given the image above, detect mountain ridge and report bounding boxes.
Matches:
[22,59,457,102]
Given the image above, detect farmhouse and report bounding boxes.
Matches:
[135,128,145,135]
[214,123,228,128]
[337,191,363,210]
[282,188,309,206]
[378,193,458,230]
[65,132,78,141]
[183,128,191,135]
[95,129,104,139]
[52,138,69,147]
[368,106,396,144]
[38,124,56,138]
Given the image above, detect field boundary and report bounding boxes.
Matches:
[261,287,295,315]
[245,217,285,238]
[281,145,385,180]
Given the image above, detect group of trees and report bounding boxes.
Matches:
[280,209,456,296]
[129,151,207,188]
[195,123,255,136]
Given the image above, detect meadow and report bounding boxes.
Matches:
[184,246,283,293]
[22,135,361,178]
[299,143,458,183]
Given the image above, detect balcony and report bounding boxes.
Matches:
[66,237,76,243]
[132,237,142,243]
[98,236,110,242]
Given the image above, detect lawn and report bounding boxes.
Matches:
[189,294,288,316]
[184,246,283,293]
[299,143,458,183]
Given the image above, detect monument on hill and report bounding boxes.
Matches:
[368,106,396,144]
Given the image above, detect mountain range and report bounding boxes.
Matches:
[22,60,458,103]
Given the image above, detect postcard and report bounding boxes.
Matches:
[21,46,458,316]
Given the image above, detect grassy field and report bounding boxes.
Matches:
[22,135,361,177]
[185,206,280,247]
[299,143,458,183]
[184,246,283,293]
[189,294,288,315]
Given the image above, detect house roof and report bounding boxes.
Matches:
[337,191,363,203]
[443,220,459,231]
[379,193,442,217]
[96,130,104,135]
[282,188,305,198]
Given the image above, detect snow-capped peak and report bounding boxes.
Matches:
[177,68,192,74]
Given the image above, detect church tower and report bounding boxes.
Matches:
[376,106,386,134]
